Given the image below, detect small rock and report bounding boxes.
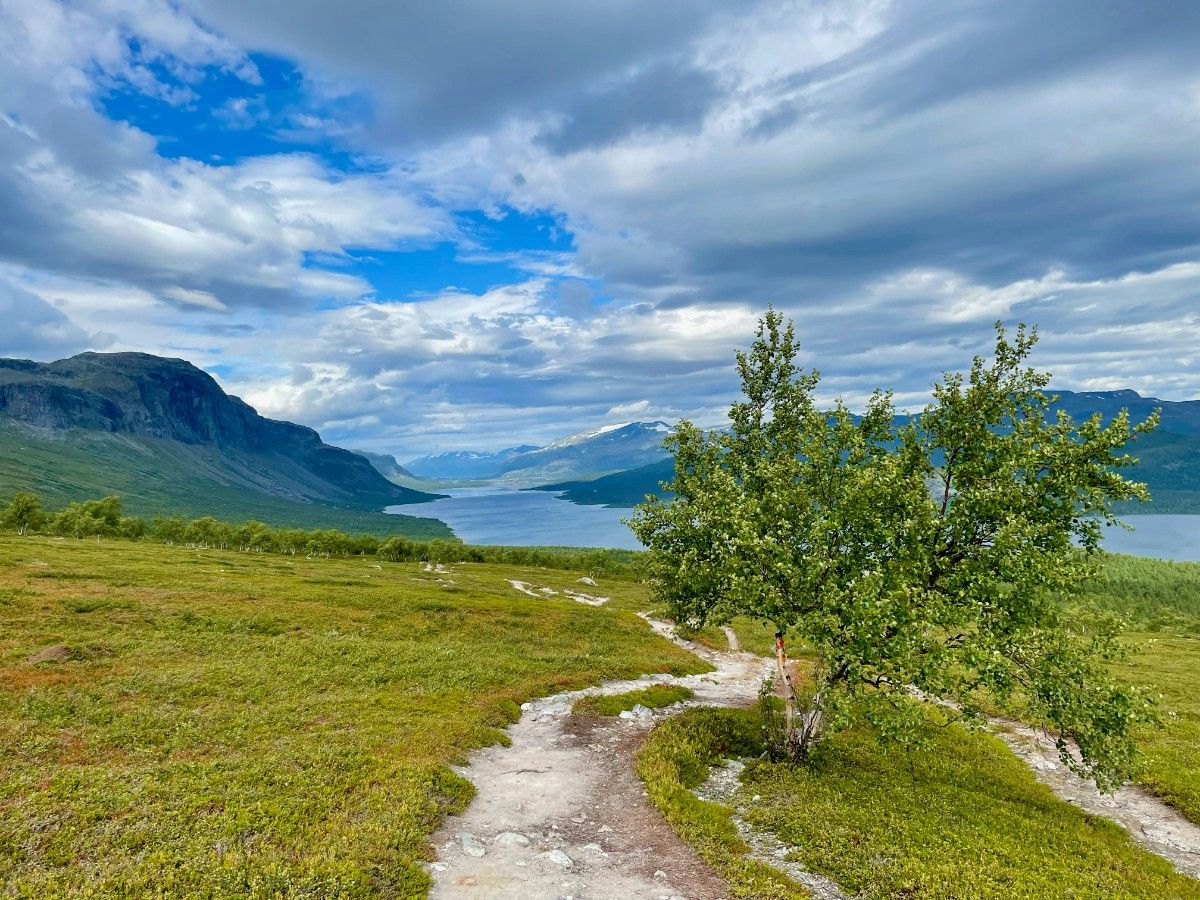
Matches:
[577,576,597,585]
[26,644,71,664]
[494,831,530,847]
[538,849,574,869]
[429,861,449,873]
[457,831,486,857]
[598,824,614,834]
[653,869,669,881]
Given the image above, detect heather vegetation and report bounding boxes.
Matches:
[0,533,703,896]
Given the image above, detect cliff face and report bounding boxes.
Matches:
[0,353,438,509]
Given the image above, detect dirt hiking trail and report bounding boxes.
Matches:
[426,617,770,899]
[428,610,1200,897]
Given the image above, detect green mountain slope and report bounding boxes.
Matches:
[0,352,450,538]
[0,421,451,537]
[532,458,676,507]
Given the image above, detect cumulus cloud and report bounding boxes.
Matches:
[0,275,108,358]
[0,0,450,314]
[2,0,1199,453]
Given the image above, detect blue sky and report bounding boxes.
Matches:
[1,0,1198,454]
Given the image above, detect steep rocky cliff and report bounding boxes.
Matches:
[0,352,439,510]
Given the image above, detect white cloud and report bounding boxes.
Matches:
[0,0,451,315]
[0,274,108,358]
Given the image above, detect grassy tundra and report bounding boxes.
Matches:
[0,534,704,897]
[2,529,1198,898]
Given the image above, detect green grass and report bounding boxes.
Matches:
[1078,552,1200,630]
[636,552,1200,896]
[1119,633,1200,820]
[680,617,784,657]
[636,709,809,899]
[0,422,450,539]
[642,706,1200,899]
[0,534,708,897]
[572,684,694,717]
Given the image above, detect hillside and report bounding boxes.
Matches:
[405,422,673,485]
[541,390,1200,511]
[0,353,447,536]
[352,449,425,484]
[2,535,1198,896]
[533,457,676,506]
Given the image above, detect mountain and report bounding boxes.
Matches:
[404,421,674,485]
[533,458,676,507]
[0,352,449,536]
[352,449,420,483]
[404,446,539,480]
[495,421,673,485]
[1050,389,1200,435]
[541,391,1200,512]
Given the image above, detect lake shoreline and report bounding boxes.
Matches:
[388,489,1200,562]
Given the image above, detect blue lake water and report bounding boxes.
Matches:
[387,487,641,550]
[1098,515,1200,562]
[389,490,1200,561]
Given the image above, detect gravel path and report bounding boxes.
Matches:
[428,607,1200,896]
[990,717,1200,877]
[426,616,772,900]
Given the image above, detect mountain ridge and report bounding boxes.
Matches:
[532,389,1200,511]
[0,352,446,531]
[403,421,673,485]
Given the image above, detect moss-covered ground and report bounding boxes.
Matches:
[0,534,705,897]
[638,551,1200,897]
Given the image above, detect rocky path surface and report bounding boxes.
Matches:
[426,616,771,900]
[990,718,1200,877]
[428,605,1200,897]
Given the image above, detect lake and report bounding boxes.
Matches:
[1098,515,1200,562]
[387,486,642,550]
[388,490,1200,561]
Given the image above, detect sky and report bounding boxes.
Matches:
[1,0,1198,455]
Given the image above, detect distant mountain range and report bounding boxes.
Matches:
[0,353,448,537]
[527,390,1200,512]
[1050,389,1200,435]
[403,445,540,480]
[403,421,674,486]
[350,449,421,484]
[3,350,1195,532]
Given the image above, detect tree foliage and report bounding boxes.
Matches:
[0,490,641,575]
[631,310,1159,788]
[1,492,45,535]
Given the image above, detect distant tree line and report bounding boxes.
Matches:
[0,491,638,575]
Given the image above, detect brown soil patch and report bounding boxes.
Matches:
[27,644,73,664]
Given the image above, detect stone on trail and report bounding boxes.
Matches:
[493,831,530,847]
[619,703,654,722]
[457,831,486,857]
[537,849,574,869]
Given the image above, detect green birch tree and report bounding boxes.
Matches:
[630,310,1158,788]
